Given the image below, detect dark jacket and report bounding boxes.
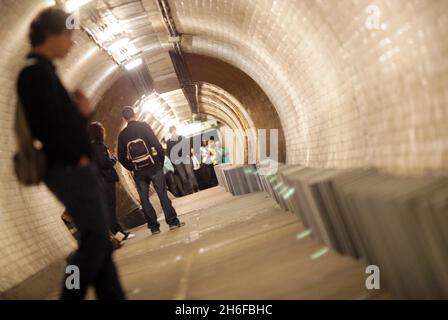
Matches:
[166,135,191,165]
[16,53,91,167]
[91,142,119,183]
[117,121,164,174]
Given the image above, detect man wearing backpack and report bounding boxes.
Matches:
[117,107,185,235]
[16,7,124,300]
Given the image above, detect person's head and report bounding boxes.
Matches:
[29,7,73,59]
[88,122,106,143]
[122,106,135,122]
[169,126,177,136]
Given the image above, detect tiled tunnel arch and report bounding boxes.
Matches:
[0,0,447,298]
[175,0,448,172]
[103,79,262,216]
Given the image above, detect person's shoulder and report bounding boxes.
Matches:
[18,59,51,82]
[137,121,151,129]
[118,127,128,139]
[91,141,104,151]
[138,121,156,133]
[99,142,108,149]
[21,58,50,74]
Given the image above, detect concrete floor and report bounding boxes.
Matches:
[49,186,391,300]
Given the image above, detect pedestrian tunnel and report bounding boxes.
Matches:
[0,0,447,300]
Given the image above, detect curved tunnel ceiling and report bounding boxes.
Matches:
[4,0,445,174]
[0,0,447,296]
[48,0,447,174]
[199,82,256,133]
[118,82,257,143]
[11,0,444,173]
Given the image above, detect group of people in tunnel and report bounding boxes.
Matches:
[161,128,227,198]
[88,111,228,237]
[13,6,228,300]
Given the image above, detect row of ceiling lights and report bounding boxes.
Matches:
[63,1,215,137]
[135,93,178,128]
[134,92,218,138]
[64,0,143,70]
[64,0,188,132]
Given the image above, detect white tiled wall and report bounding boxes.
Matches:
[0,0,447,294]
[175,0,448,174]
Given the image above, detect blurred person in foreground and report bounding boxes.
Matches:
[16,7,125,300]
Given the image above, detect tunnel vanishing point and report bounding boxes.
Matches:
[0,0,447,300]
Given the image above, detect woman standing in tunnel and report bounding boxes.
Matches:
[16,7,125,300]
[88,122,135,241]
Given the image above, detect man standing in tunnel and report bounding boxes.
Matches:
[117,107,185,235]
[16,7,125,300]
[167,125,199,194]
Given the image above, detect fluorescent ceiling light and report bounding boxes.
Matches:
[154,107,170,119]
[165,119,177,128]
[103,14,122,35]
[126,44,139,56]
[108,22,123,36]
[110,39,138,56]
[65,0,92,13]
[108,38,129,51]
[178,122,203,136]
[142,99,159,113]
[125,58,143,70]
[94,16,125,44]
[108,38,139,63]
[160,114,173,124]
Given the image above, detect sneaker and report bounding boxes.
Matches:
[121,231,136,241]
[169,221,186,230]
[111,237,124,250]
[151,228,161,235]
[114,231,126,242]
[124,233,136,240]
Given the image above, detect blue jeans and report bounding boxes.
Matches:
[134,168,180,229]
[45,164,125,300]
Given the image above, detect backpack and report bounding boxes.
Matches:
[126,138,157,170]
[13,98,47,185]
